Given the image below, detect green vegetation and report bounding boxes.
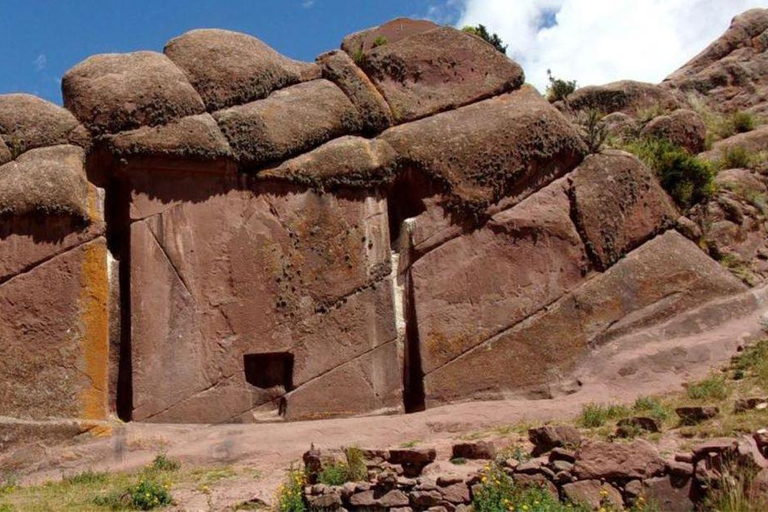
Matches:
[316,447,367,486]
[686,373,729,401]
[399,439,420,448]
[732,111,756,134]
[578,109,608,154]
[545,69,577,103]
[704,460,768,512]
[632,396,671,422]
[461,24,507,54]
[450,457,467,465]
[93,478,173,511]
[720,146,753,170]
[623,137,715,208]
[275,466,306,512]
[149,454,180,473]
[371,36,388,48]
[577,403,631,428]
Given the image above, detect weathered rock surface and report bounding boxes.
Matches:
[699,125,768,163]
[360,26,524,123]
[62,51,205,135]
[640,108,707,153]
[569,150,677,269]
[0,94,90,157]
[0,145,91,220]
[380,86,586,212]
[0,138,10,165]
[164,29,319,111]
[664,8,768,115]
[567,80,680,115]
[424,231,746,404]
[214,79,361,168]
[317,50,393,134]
[105,113,231,159]
[573,440,665,480]
[342,18,439,56]
[561,480,623,510]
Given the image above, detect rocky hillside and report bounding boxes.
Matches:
[1,5,768,459]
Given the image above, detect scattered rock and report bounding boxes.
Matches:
[573,440,665,480]
[528,426,582,455]
[451,441,496,460]
[561,480,623,511]
[735,397,768,413]
[675,406,719,425]
[616,416,662,437]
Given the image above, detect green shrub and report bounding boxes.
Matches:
[450,457,467,465]
[316,447,367,486]
[473,462,590,511]
[0,474,16,496]
[461,25,507,54]
[371,36,388,48]
[276,466,306,512]
[719,146,753,170]
[577,403,631,428]
[579,109,608,154]
[624,138,715,208]
[63,470,109,486]
[732,111,756,134]
[546,69,577,102]
[128,479,173,510]
[150,454,180,473]
[733,340,768,389]
[633,396,671,422]
[687,374,729,401]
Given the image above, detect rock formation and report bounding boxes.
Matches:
[1,11,768,425]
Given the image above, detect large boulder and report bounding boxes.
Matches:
[640,109,707,154]
[0,238,109,420]
[213,79,361,168]
[424,231,746,404]
[573,440,665,480]
[341,18,439,56]
[411,179,589,377]
[260,136,397,190]
[317,50,393,134]
[164,29,319,111]
[567,80,680,115]
[359,26,524,123]
[105,113,232,160]
[664,8,768,116]
[0,94,90,157]
[380,86,586,213]
[62,51,205,135]
[570,150,678,270]
[0,145,91,221]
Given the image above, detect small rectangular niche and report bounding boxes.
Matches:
[243,352,294,391]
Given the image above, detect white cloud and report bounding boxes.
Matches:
[302,0,315,8]
[456,0,768,92]
[33,54,47,72]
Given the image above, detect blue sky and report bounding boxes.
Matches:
[0,0,460,104]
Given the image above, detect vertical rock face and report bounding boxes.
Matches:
[2,11,768,424]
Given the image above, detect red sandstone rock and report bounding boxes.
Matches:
[0,94,90,157]
[561,480,623,510]
[424,231,746,405]
[640,109,707,153]
[0,145,91,221]
[528,426,582,455]
[699,125,768,164]
[62,51,205,135]
[642,476,695,512]
[664,8,768,116]
[573,440,665,480]
[214,80,361,168]
[164,28,319,111]
[317,50,393,134]
[570,150,677,270]
[567,80,681,115]
[380,86,586,214]
[106,113,231,159]
[359,26,524,123]
[451,441,496,460]
[0,138,9,165]
[341,18,439,56]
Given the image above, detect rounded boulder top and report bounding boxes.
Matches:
[164,28,321,111]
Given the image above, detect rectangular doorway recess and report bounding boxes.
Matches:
[243,352,294,392]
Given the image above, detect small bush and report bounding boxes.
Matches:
[687,374,729,401]
[704,460,767,512]
[719,146,754,170]
[546,69,577,103]
[371,36,388,48]
[577,403,630,428]
[0,474,16,496]
[128,479,173,510]
[316,447,367,486]
[624,138,715,209]
[150,454,180,472]
[579,109,608,154]
[633,396,671,422]
[461,25,507,54]
[733,340,768,389]
[63,470,109,486]
[276,466,306,512]
[732,111,756,134]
